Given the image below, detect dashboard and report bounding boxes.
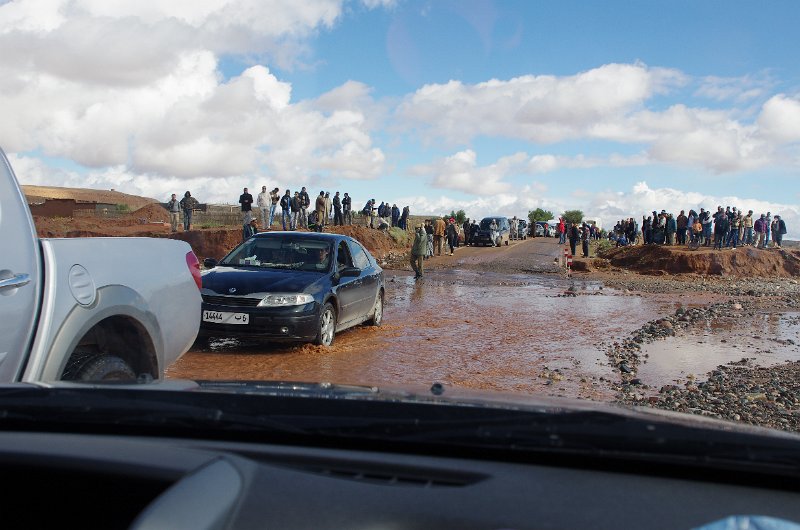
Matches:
[2,430,800,529]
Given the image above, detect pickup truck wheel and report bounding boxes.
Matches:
[72,354,136,382]
[314,302,336,346]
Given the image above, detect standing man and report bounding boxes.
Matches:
[333,192,343,225]
[362,199,375,227]
[400,205,409,230]
[764,212,772,248]
[179,191,197,231]
[167,193,180,233]
[299,187,310,229]
[324,192,332,226]
[433,216,446,255]
[342,193,352,225]
[391,204,400,227]
[268,187,280,229]
[316,191,327,232]
[290,191,302,230]
[410,224,427,279]
[257,185,269,228]
[774,215,787,248]
[743,210,754,246]
[666,213,677,245]
[568,222,580,257]
[280,189,291,230]
[558,217,566,245]
[676,210,687,245]
[581,223,590,258]
[239,187,253,223]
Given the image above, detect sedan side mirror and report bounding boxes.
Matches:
[339,267,361,277]
[203,258,218,269]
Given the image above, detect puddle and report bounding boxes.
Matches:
[636,312,800,388]
[170,269,706,400]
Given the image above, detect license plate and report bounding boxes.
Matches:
[202,310,249,325]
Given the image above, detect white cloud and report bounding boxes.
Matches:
[695,74,771,103]
[0,1,386,186]
[396,63,686,145]
[410,149,529,194]
[396,64,800,174]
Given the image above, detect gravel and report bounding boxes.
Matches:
[605,293,800,432]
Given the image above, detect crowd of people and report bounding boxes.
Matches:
[607,207,789,250]
[231,188,412,241]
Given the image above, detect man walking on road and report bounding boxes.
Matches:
[410,225,427,279]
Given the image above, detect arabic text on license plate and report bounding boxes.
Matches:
[202,311,249,325]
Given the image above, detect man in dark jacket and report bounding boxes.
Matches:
[299,187,310,229]
[239,187,253,223]
[290,191,302,230]
[279,189,291,230]
[568,223,580,257]
[391,204,400,227]
[342,193,352,224]
[179,191,198,232]
[333,192,343,225]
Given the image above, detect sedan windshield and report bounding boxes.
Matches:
[221,238,332,272]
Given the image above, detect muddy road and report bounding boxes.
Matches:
[167,237,798,401]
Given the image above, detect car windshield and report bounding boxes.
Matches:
[480,218,501,230]
[6,4,800,522]
[220,238,332,271]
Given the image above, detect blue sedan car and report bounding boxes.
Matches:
[199,232,384,346]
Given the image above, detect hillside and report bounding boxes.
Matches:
[22,185,159,210]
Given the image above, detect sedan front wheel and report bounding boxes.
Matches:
[315,302,336,346]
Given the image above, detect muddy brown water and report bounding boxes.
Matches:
[168,268,736,400]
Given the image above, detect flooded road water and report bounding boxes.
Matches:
[635,312,800,390]
[167,268,730,400]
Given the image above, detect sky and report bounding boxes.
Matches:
[1,0,799,236]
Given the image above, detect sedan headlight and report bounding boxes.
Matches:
[257,293,314,307]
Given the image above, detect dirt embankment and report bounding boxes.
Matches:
[33,204,412,265]
[169,224,410,263]
[597,244,800,277]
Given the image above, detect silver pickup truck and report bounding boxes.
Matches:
[0,148,201,382]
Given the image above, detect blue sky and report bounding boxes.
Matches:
[1,0,798,234]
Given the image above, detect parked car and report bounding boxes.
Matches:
[0,147,202,382]
[200,232,384,346]
[472,217,511,246]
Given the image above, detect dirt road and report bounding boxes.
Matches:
[167,237,722,399]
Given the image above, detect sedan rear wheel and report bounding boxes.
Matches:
[368,293,383,326]
[315,302,336,346]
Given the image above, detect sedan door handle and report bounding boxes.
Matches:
[0,273,31,291]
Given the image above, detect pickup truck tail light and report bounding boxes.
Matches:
[186,251,202,290]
